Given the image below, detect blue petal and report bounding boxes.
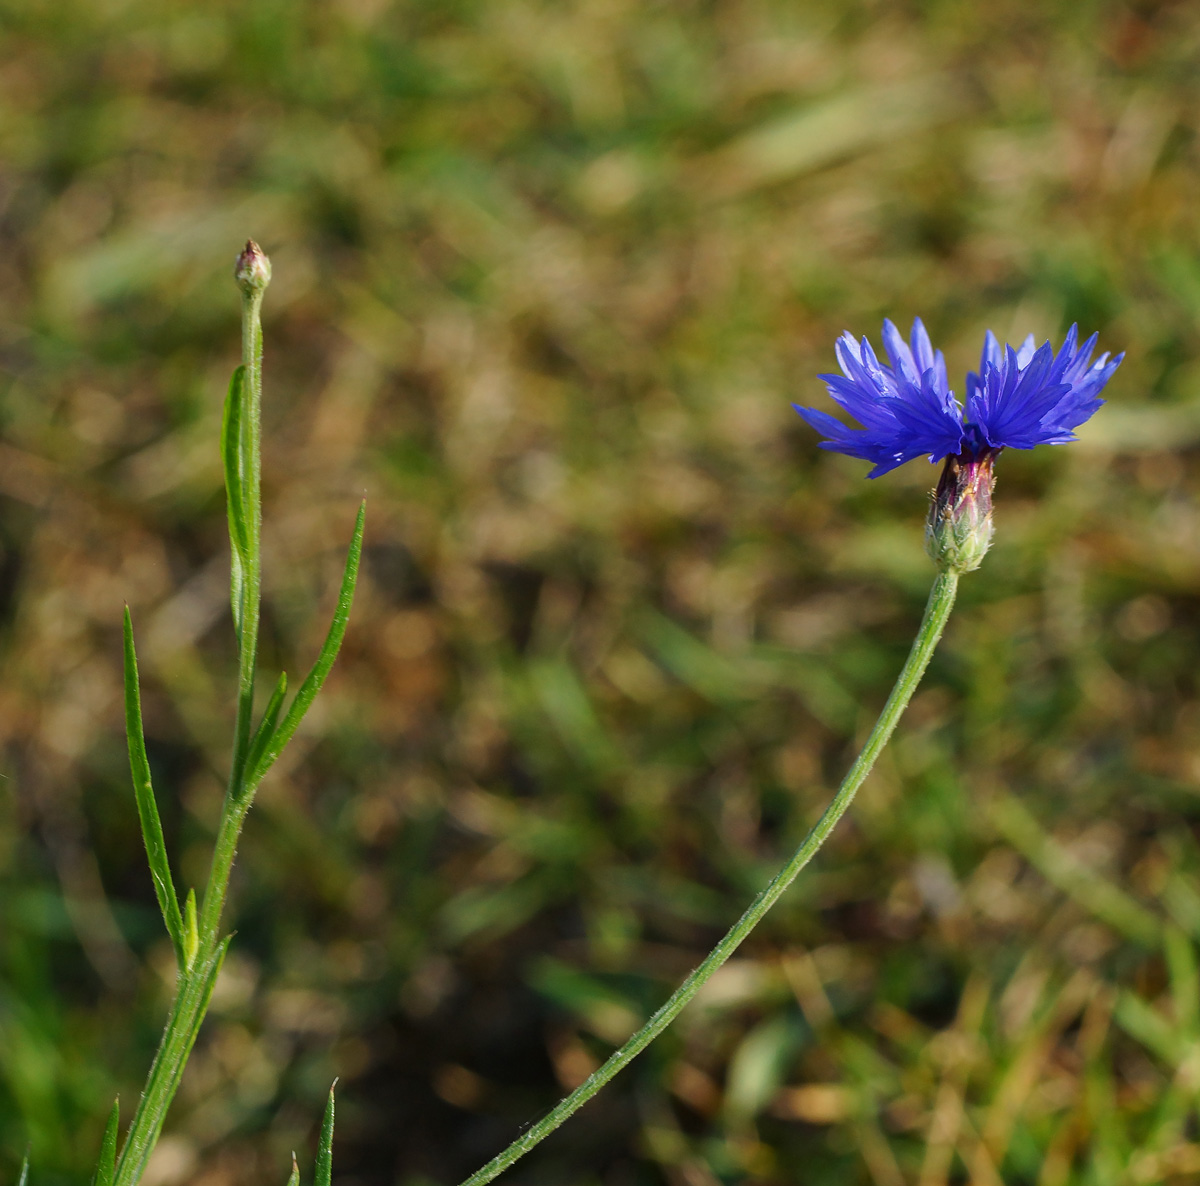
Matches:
[819,373,903,431]
[932,350,951,408]
[911,318,936,375]
[881,318,918,383]
[1014,334,1038,368]
[980,329,1003,374]
[794,405,906,470]
[1052,323,1081,373]
[835,334,886,396]
[793,403,860,443]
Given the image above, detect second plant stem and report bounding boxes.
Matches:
[459,567,961,1186]
[113,281,267,1186]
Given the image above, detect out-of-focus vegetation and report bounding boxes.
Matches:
[3,1,1200,1183]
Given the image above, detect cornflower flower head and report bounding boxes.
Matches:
[795,319,1122,572]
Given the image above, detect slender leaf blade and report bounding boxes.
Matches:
[250,502,365,784]
[229,550,246,641]
[222,365,249,635]
[123,609,186,965]
[285,1156,299,1186]
[91,1100,120,1186]
[315,1084,336,1186]
[17,1152,28,1186]
[183,889,198,969]
[245,671,288,783]
[221,366,249,555]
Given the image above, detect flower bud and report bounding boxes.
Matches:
[925,449,996,573]
[234,239,271,295]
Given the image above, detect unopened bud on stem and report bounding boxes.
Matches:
[925,449,997,573]
[234,240,271,296]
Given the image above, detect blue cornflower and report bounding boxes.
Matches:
[796,319,1121,478]
[795,319,1122,571]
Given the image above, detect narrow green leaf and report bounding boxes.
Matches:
[285,1155,299,1186]
[222,366,249,635]
[91,1100,119,1186]
[245,671,288,783]
[221,366,249,556]
[229,550,246,641]
[315,1083,336,1186]
[250,502,365,784]
[123,609,186,966]
[17,1152,29,1186]
[183,890,199,970]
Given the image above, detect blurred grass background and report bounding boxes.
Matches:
[3,0,1200,1183]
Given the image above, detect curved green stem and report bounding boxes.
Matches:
[458,568,961,1186]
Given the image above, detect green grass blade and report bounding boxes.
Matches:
[988,792,1161,948]
[245,671,288,783]
[123,608,186,966]
[315,1084,336,1186]
[250,502,364,784]
[285,1155,299,1186]
[1114,989,1177,1066]
[1165,924,1199,1037]
[17,1152,28,1186]
[91,1100,119,1186]
[222,365,249,636]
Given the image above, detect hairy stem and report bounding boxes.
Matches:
[458,568,961,1186]
[113,275,267,1186]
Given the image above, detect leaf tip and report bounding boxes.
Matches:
[183,889,199,969]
